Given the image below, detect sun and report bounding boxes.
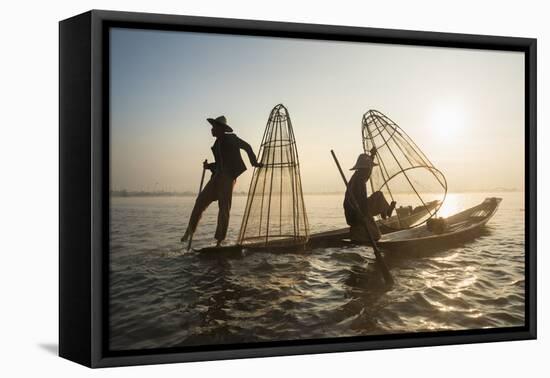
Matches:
[430,106,465,142]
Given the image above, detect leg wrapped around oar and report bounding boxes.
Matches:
[350,216,381,242]
[331,149,394,286]
[367,191,396,219]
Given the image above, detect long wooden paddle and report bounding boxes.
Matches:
[187,159,208,251]
[330,150,394,286]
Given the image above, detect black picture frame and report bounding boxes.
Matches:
[59,9,537,368]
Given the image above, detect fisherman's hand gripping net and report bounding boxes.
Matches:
[362,110,447,231]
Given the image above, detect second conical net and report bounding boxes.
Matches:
[362,110,447,230]
[238,104,309,248]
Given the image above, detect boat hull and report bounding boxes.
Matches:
[377,197,502,253]
[193,198,501,255]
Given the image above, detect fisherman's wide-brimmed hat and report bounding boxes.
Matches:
[350,153,379,170]
[207,115,233,132]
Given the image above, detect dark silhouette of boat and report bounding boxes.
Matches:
[377,197,501,253]
[194,198,501,254]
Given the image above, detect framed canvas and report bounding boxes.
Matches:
[59,10,536,368]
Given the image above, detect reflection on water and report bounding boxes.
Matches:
[109,192,525,351]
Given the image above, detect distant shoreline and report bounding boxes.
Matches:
[110,189,523,198]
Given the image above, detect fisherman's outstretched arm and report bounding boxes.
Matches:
[237,137,262,167]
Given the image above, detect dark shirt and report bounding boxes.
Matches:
[344,171,370,226]
[208,133,259,179]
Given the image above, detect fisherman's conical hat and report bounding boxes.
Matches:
[207,115,233,132]
[350,153,378,170]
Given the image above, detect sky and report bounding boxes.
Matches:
[110,27,525,194]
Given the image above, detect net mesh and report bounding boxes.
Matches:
[362,110,447,230]
[238,104,309,247]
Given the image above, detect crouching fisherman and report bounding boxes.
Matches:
[181,116,263,247]
[344,149,396,242]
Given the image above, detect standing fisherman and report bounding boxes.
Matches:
[344,148,397,242]
[181,116,263,247]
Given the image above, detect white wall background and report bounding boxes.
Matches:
[0,0,546,376]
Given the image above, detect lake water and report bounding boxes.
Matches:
[109,191,525,351]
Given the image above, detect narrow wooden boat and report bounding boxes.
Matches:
[193,198,500,254]
[376,197,502,253]
[308,198,501,250]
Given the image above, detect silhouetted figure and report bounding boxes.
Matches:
[181,116,262,247]
[344,148,396,242]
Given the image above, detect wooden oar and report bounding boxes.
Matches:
[187,159,208,251]
[330,150,394,286]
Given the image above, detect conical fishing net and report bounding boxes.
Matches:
[238,104,309,248]
[362,110,447,231]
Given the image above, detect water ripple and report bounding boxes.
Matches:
[109,192,525,350]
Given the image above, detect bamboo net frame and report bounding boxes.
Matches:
[238,104,309,248]
[362,110,447,230]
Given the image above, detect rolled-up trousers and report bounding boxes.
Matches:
[186,173,236,242]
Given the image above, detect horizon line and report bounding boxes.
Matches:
[110,188,524,197]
